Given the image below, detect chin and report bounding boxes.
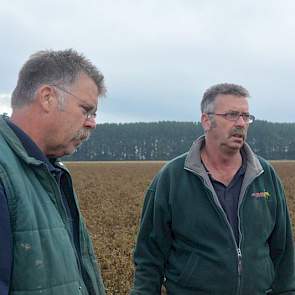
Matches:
[229,143,244,152]
[224,141,243,151]
[67,147,78,156]
[61,145,78,157]
[230,138,244,146]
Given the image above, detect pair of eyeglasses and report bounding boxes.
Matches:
[51,84,97,120]
[207,111,255,123]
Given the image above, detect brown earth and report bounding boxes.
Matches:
[66,161,295,295]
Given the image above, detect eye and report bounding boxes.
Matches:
[227,111,239,119]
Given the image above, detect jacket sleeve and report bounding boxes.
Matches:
[130,175,172,295]
[269,172,295,294]
[0,182,12,295]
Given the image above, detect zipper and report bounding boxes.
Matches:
[237,248,242,274]
[185,167,241,246]
[237,247,242,294]
[185,166,264,295]
[205,182,242,295]
[234,170,263,295]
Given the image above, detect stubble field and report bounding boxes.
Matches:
[66,161,295,295]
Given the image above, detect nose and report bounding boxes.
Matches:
[84,117,96,129]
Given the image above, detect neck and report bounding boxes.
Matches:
[201,141,242,170]
[10,107,46,154]
[201,141,243,186]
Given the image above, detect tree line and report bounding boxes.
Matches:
[66,120,295,161]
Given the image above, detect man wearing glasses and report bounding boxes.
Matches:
[131,83,295,294]
[0,49,106,294]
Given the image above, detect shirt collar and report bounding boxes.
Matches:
[239,149,247,176]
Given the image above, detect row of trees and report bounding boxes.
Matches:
[66,120,295,161]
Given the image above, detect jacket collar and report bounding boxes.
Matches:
[184,135,263,180]
[0,116,60,172]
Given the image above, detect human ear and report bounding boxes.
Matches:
[37,85,56,112]
[201,113,211,132]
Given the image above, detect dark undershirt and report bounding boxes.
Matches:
[204,152,246,242]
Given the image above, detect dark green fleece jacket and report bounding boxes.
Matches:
[0,117,105,295]
[131,136,295,295]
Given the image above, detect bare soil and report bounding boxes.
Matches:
[66,161,295,295]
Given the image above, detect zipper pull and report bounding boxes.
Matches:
[237,248,242,275]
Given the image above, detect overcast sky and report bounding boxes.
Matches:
[1,0,294,123]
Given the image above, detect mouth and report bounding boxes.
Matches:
[229,131,246,142]
[230,128,246,140]
[232,133,244,139]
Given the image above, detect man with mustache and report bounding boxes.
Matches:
[131,83,295,294]
[0,49,106,294]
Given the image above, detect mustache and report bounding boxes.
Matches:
[229,128,247,138]
[73,128,91,142]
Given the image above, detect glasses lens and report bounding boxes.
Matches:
[86,112,97,120]
[248,115,255,123]
[226,112,254,123]
[226,112,240,121]
[242,114,250,122]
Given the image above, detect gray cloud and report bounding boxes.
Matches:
[1,0,295,122]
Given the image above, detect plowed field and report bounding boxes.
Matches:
[66,161,295,295]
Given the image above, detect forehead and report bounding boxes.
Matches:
[214,94,249,111]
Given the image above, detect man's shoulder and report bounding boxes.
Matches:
[244,144,276,174]
[0,127,14,163]
[150,153,188,187]
[0,117,21,156]
[252,155,283,187]
[161,153,188,173]
[255,155,275,171]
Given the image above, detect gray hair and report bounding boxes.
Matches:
[11,49,106,108]
[201,83,250,113]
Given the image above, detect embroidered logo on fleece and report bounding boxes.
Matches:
[251,191,271,199]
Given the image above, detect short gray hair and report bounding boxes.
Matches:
[201,83,250,113]
[11,49,106,108]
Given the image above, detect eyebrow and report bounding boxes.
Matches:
[226,110,250,114]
